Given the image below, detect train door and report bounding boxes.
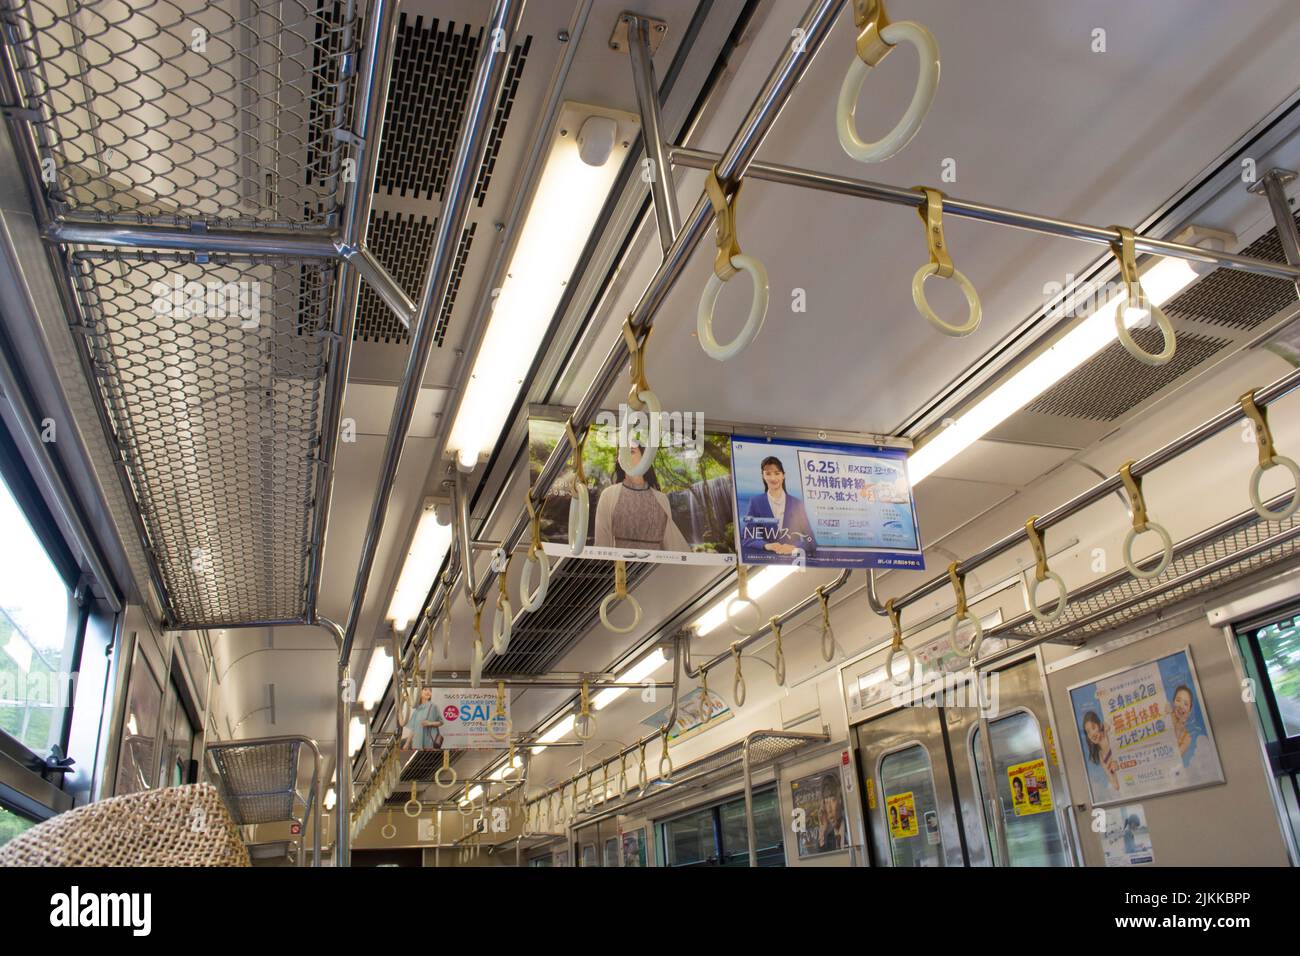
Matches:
[854,657,1075,867]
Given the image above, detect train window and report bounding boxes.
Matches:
[718,791,783,866]
[660,788,785,867]
[113,641,162,795]
[0,803,36,847]
[971,711,1069,867]
[1236,611,1300,859]
[0,455,78,757]
[879,745,944,867]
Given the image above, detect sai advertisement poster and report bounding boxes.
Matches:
[730,435,924,570]
[399,687,511,752]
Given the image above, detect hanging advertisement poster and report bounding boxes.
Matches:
[640,686,731,744]
[886,791,918,838]
[526,415,735,565]
[1007,758,1053,816]
[1102,804,1155,866]
[1067,647,1224,806]
[730,435,923,570]
[398,687,510,752]
[789,769,850,858]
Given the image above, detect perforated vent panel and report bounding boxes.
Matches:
[1026,328,1229,422]
[1163,212,1299,330]
[486,559,654,676]
[353,215,476,345]
[375,15,531,204]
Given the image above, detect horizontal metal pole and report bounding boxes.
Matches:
[339,0,525,667]
[876,365,1300,618]
[43,221,342,259]
[974,500,1300,672]
[684,568,852,678]
[469,0,848,608]
[413,676,674,689]
[341,243,415,330]
[669,146,1300,282]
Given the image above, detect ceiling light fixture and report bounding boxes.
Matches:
[907,256,1198,484]
[358,648,392,712]
[387,498,453,633]
[446,103,638,468]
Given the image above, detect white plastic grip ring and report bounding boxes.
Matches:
[1250,456,1300,522]
[519,548,550,612]
[947,610,984,658]
[491,596,513,654]
[733,670,747,708]
[1115,296,1177,366]
[836,20,940,163]
[697,254,770,361]
[403,797,423,819]
[912,263,981,337]
[659,753,673,781]
[884,641,916,687]
[487,716,512,742]
[434,765,457,789]
[600,591,643,633]
[568,483,590,555]
[1123,522,1174,580]
[727,596,764,636]
[617,389,662,478]
[574,710,596,741]
[470,638,483,688]
[1028,570,1068,624]
[821,622,836,662]
[381,822,397,840]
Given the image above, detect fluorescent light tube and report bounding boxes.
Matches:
[347,716,367,757]
[907,257,1197,484]
[593,647,668,710]
[358,648,392,711]
[530,713,577,755]
[447,104,637,465]
[691,565,801,636]
[387,499,453,633]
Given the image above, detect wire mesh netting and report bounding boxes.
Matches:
[1002,501,1300,645]
[71,251,333,626]
[3,0,358,227]
[206,739,306,825]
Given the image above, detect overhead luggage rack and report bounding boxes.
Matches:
[70,250,334,627]
[205,735,323,866]
[3,0,357,228]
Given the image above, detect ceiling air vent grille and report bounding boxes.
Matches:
[353,213,476,345]
[1162,211,1299,330]
[1026,328,1229,422]
[486,559,655,676]
[375,16,531,203]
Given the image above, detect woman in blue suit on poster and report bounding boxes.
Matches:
[741,456,817,563]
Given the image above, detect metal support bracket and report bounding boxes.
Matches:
[609,12,668,55]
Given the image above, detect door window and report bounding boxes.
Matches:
[1237,611,1300,859]
[972,711,1069,866]
[879,744,944,867]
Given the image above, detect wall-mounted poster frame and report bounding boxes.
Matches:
[789,768,850,858]
[1066,646,1224,807]
[731,434,924,570]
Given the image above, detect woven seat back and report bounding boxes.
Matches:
[0,783,250,867]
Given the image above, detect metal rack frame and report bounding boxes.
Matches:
[204,734,323,867]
